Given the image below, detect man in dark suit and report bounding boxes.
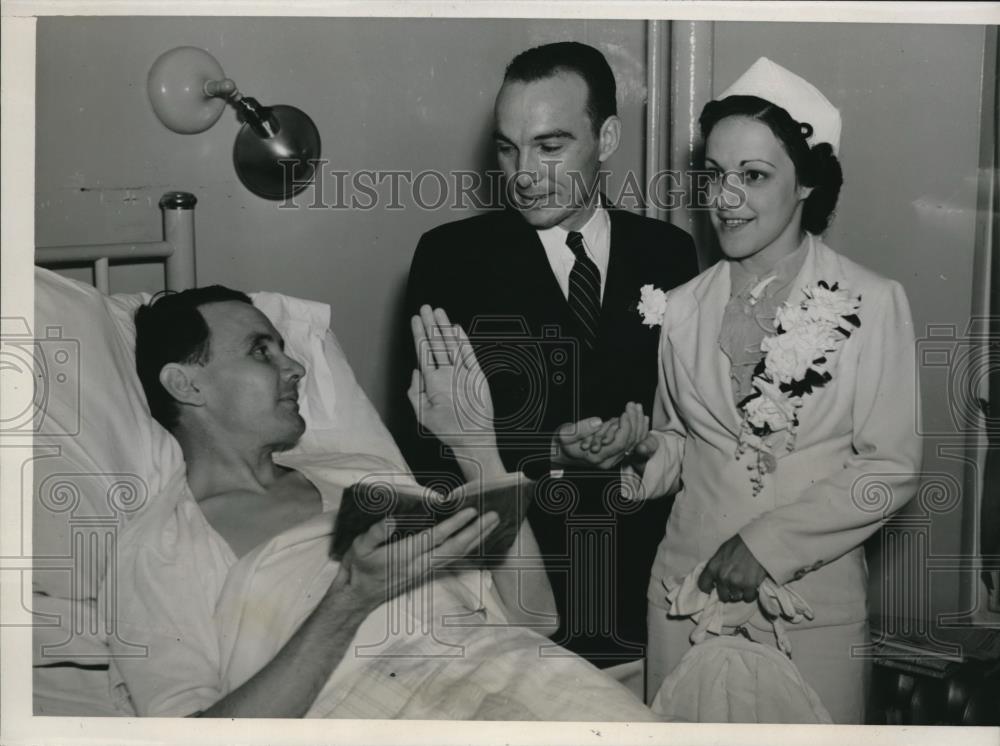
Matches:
[403,41,698,669]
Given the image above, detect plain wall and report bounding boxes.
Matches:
[35,16,650,420]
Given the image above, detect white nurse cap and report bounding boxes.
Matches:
[718,57,842,155]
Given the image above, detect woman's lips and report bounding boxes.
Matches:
[718,216,754,230]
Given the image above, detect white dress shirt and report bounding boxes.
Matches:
[536,207,611,302]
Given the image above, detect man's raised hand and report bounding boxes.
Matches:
[408,305,495,450]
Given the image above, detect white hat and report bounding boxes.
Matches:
[718,57,842,155]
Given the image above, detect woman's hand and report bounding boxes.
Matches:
[551,402,652,470]
[627,431,660,476]
[697,534,769,603]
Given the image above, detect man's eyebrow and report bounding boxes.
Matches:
[704,157,776,168]
[244,331,284,349]
[533,130,574,141]
[492,130,576,142]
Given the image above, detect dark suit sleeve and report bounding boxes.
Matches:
[407,231,449,315]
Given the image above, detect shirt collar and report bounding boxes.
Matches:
[730,233,811,301]
[536,206,610,261]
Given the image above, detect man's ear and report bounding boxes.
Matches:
[159,363,205,407]
[597,115,622,163]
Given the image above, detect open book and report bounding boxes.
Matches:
[331,471,532,565]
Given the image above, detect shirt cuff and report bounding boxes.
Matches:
[521,456,553,481]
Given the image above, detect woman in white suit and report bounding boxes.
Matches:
[594,59,923,723]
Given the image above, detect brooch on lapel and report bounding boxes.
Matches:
[736,281,862,496]
[637,284,668,327]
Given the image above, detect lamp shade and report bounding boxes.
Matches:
[147,45,323,200]
[232,101,322,201]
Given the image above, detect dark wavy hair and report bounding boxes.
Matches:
[699,94,843,234]
[504,41,617,135]
[135,285,253,431]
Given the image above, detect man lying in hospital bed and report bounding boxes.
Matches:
[31,268,654,721]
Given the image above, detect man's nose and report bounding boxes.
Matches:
[515,151,538,186]
[284,354,306,381]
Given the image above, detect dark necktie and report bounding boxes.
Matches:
[566,230,601,350]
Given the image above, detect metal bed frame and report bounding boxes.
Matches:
[34,191,198,292]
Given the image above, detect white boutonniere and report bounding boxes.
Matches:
[637,284,668,327]
[736,281,862,495]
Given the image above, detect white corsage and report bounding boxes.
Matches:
[637,284,668,327]
[736,281,862,495]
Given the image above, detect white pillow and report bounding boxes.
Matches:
[32,270,183,603]
[32,268,406,604]
[250,291,406,466]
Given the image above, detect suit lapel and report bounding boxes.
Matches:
[599,210,633,339]
[670,260,745,437]
[780,236,852,439]
[702,262,745,436]
[489,210,577,337]
[784,234,819,316]
[496,208,653,346]
[497,210,568,308]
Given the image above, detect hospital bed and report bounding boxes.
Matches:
[30,192,646,717]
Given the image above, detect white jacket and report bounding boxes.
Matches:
[638,236,923,627]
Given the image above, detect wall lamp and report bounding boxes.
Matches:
[148,46,321,201]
